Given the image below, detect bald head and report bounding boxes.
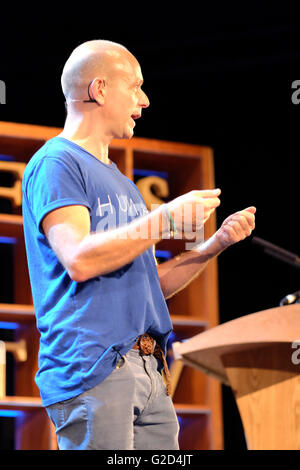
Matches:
[61,40,135,101]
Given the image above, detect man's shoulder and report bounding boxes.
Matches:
[24,137,77,176]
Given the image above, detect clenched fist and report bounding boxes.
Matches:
[215,206,256,250]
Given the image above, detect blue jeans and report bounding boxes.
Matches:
[46,348,180,450]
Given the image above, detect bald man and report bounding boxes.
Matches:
[22,40,255,450]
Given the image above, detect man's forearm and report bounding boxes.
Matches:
[157,205,256,299]
[157,234,225,299]
[70,205,169,282]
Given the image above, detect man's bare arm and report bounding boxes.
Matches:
[42,204,167,282]
[42,189,221,282]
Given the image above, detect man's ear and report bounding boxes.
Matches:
[90,78,106,105]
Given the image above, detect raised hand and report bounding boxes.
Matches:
[167,188,221,236]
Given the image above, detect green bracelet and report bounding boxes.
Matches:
[164,205,177,238]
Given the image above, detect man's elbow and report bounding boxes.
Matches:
[67,256,109,282]
[66,249,123,282]
[67,258,90,283]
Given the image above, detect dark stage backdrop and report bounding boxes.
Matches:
[0,6,299,449]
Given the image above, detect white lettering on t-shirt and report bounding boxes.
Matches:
[115,193,139,216]
[96,193,148,234]
[97,195,113,216]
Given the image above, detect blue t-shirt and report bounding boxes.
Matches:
[22,137,172,407]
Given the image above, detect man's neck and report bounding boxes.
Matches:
[59,113,112,165]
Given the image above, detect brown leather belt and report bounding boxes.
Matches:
[133,333,171,396]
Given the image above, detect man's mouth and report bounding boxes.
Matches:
[130,113,141,128]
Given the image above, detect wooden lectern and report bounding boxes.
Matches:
[173,304,300,450]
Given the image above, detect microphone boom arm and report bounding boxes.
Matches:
[252,236,300,270]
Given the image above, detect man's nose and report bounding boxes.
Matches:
[139,89,150,109]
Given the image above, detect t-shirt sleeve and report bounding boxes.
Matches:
[24,156,91,234]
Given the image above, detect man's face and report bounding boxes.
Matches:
[102,55,150,140]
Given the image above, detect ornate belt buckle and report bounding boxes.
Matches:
[139,334,154,355]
